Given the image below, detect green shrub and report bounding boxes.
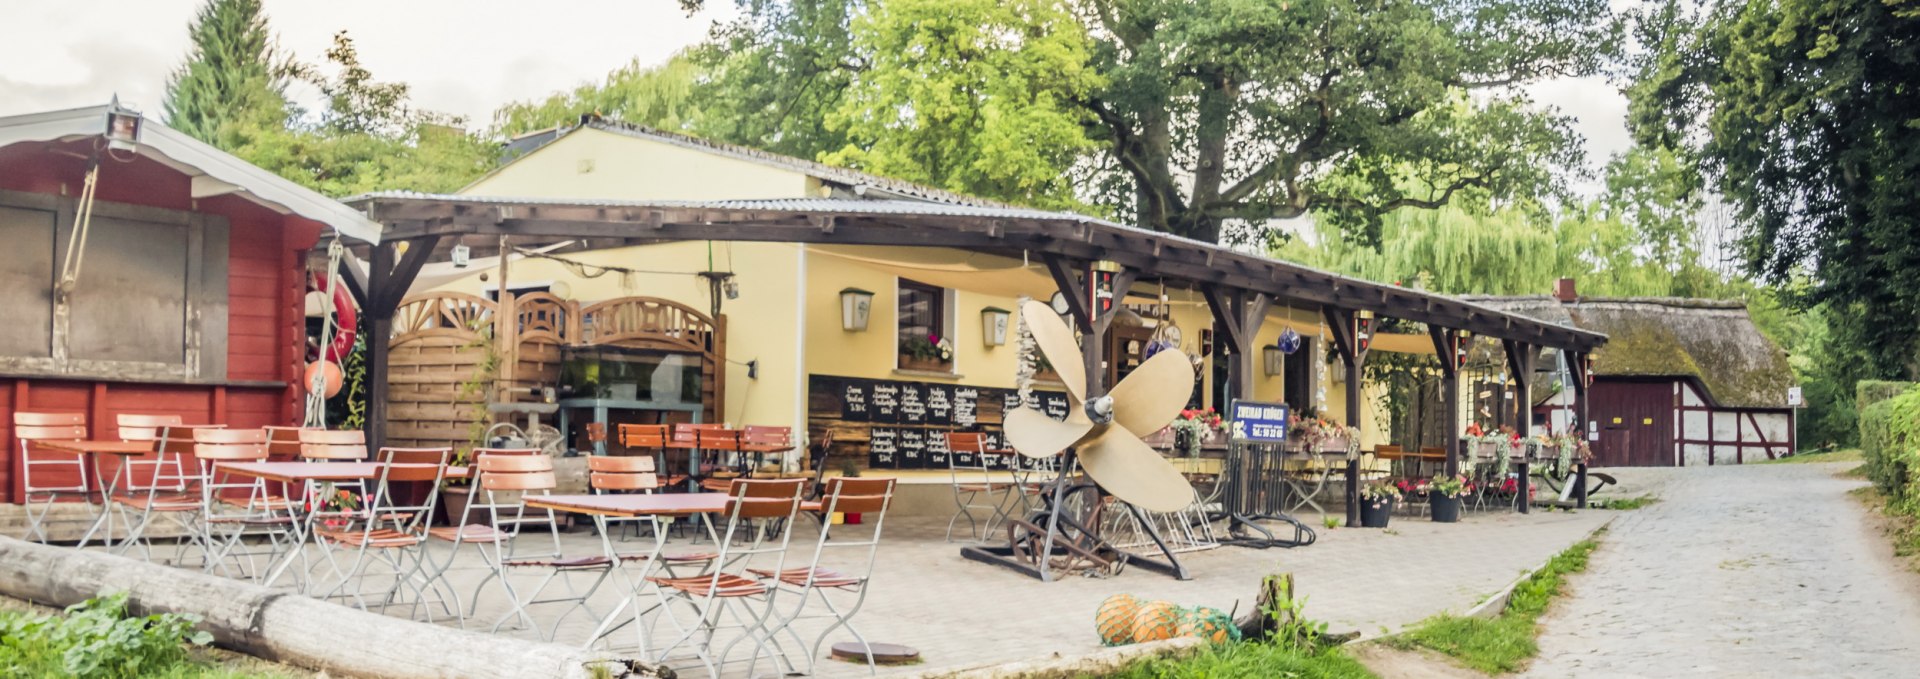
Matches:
[1858,380,1916,410]
[1100,643,1376,679]
[0,592,245,679]
[1859,385,1920,524]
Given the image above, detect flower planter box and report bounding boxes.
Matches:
[1318,437,1351,455]
[1430,493,1462,523]
[1360,498,1395,527]
[1474,440,1501,461]
[898,355,953,373]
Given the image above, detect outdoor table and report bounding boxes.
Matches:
[1375,448,1447,478]
[36,439,163,549]
[217,461,387,589]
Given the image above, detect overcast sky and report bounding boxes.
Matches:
[0,0,1631,193]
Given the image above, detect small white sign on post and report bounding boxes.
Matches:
[1787,386,1804,408]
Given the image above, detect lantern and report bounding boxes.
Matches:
[839,288,874,331]
[1263,344,1286,376]
[981,306,1011,346]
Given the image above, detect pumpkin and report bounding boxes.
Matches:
[1131,600,1182,642]
[1095,594,1141,646]
[1177,606,1240,644]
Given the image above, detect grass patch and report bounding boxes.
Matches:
[1595,495,1657,510]
[0,593,288,679]
[1388,531,1602,674]
[1098,643,1376,679]
[1758,448,1862,465]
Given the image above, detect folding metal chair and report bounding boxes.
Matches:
[424,451,559,632]
[742,425,792,471]
[755,477,896,675]
[649,478,806,677]
[697,428,743,491]
[190,428,296,579]
[945,432,1014,542]
[105,414,180,557]
[13,412,92,543]
[313,446,452,619]
[112,423,226,564]
[297,428,373,524]
[620,424,686,488]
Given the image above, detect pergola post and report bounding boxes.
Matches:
[1503,339,1536,514]
[359,235,443,450]
[1429,326,1466,479]
[1323,307,1372,527]
[1202,287,1272,406]
[1569,350,1593,508]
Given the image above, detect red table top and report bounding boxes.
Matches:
[526,493,823,517]
[217,461,385,484]
[34,440,156,455]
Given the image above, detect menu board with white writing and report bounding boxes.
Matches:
[868,428,898,469]
[839,379,869,421]
[925,385,953,425]
[898,383,927,425]
[898,428,927,468]
[870,383,900,423]
[952,387,980,427]
[981,430,1011,470]
[1042,393,1072,421]
[926,430,951,468]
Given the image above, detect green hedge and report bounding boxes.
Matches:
[1858,380,1916,409]
[1860,384,1920,502]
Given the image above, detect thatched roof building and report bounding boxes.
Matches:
[1461,295,1792,408]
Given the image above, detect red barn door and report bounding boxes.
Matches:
[1590,380,1676,466]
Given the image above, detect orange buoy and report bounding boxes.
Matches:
[1177,606,1238,644]
[304,360,343,398]
[1131,600,1182,642]
[1095,593,1141,646]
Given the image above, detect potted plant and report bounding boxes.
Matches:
[1428,473,1472,523]
[1168,408,1225,457]
[1359,480,1401,527]
[898,334,954,372]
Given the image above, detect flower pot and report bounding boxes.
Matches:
[1430,493,1462,523]
[899,355,952,373]
[846,512,863,525]
[1319,436,1351,454]
[1360,498,1394,527]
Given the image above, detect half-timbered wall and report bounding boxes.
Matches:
[1675,380,1792,465]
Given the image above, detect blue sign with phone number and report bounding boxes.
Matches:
[1229,399,1290,442]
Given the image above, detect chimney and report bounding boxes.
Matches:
[1553,278,1578,303]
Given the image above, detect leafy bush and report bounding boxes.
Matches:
[1858,381,1916,410]
[0,592,232,679]
[1101,643,1375,679]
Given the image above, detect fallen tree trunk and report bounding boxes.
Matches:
[0,536,667,679]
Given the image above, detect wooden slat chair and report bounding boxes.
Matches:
[675,422,730,480]
[191,428,295,579]
[111,424,224,564]
[424,452,558,632]
[618,424,686,488]
[650,478,808,677]
[697,428,744,492]
[944,432,1014,542]
[313,446,452,620]
[753,477,897,675]
[13,412,91,543]
[107,414,181,555]
[297,429,377,526]
[742,424,793,471]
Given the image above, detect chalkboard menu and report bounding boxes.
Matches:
[870,383,900,422]
[869,428,898,468]
[925,385,953,425]
[898,428,927,468]
[840,379,870,421]
[808,374,1067,470]
[898,383,927,425]
[953,387,980,427]
[926,430,951,468]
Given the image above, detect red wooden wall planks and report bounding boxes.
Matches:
[0,140,320,502]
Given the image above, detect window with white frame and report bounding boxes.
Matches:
[896,278,954,371]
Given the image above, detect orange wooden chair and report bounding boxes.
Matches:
[313,446,453,620]
[944,432,1015,542]
[13,412,91,543]
[754,476,897,675]
[698,428,744,492]
[425,452,558,632]
[112,423,224,564]
[190,428,295,579]
[650,478,808,677]
[619,424,685,488]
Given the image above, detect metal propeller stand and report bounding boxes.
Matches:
[960,449,1191,581]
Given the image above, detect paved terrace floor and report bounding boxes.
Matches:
[160,500,1600,678]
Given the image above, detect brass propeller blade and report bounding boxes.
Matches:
[1004,405,1092,459]
[1020,299,1086,404]
[1076,425,1196,513]
[1105,349,1195,438]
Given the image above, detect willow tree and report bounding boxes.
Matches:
[491,54,706,138]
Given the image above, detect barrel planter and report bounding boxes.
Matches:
[1430,493,1463,523]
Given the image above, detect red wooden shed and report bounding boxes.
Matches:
[0,102,381,504]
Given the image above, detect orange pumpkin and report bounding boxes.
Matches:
[1131,600,1182,642]
[1095,594,1141,646]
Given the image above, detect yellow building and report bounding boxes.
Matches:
[415,118,1418,465]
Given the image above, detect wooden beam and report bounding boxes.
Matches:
[372,235,443,316]
[1202,285,1248,354]
[1041,254,1093,333]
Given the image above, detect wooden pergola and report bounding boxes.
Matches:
[335,193,1608,524]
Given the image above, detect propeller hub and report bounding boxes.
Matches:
[1083,395,1115,425]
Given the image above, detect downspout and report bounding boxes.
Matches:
[794,244,809,472]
